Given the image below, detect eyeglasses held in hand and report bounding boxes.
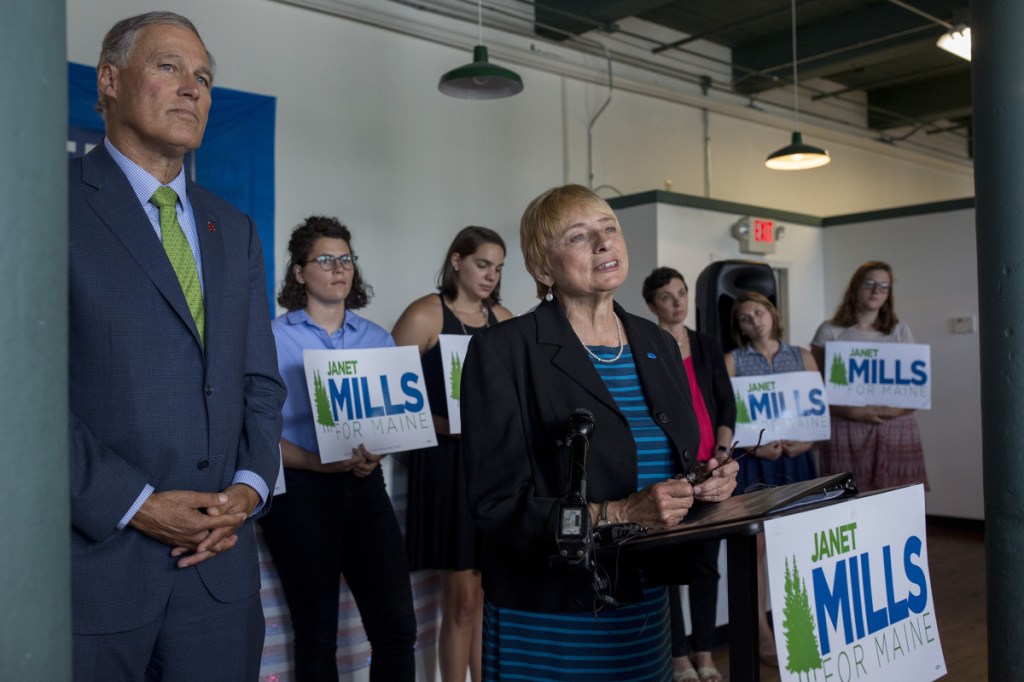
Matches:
[684,428,765,486]
[307,254,358,271]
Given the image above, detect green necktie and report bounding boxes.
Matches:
[150,186,205,345]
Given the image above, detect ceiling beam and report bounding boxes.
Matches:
[868,71,972,129]
[730,0,967,94]
[533,0,677,40]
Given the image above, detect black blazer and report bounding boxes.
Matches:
[461,298,700,611]
[687,328,737,437]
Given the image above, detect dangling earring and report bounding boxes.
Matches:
[454,265,460,272]
[545,286,554,302]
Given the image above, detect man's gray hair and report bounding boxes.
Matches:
[95,11,216,116]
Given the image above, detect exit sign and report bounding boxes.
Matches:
[731,216,782,254]
[752,219,774,244]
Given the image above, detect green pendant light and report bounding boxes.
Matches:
[765,132,831,170]
[438,1,523,100]
[765,0,831,170]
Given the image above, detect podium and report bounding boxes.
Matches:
[598,473,857,681]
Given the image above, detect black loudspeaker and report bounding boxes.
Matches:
[695,260,777,354]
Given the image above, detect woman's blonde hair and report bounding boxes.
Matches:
[520,184,619,299]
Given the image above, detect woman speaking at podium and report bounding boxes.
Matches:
[460,185,739,681]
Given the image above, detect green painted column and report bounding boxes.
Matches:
[974,1,1024,678]
[0,0,70,677]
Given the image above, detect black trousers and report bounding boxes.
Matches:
[669,538,721,656]
[260,467,417,682]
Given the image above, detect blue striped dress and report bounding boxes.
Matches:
[482,345,675,682]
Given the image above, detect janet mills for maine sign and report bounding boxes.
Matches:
[764,485,946,682]
[731,371,831,447]
[824,342,931,409]
[303,347,437,462]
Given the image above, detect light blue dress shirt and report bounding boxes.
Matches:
[273,308,395,454]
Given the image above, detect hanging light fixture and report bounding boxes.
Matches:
[438,0,523,100]
[765,0,831,171]
[936,25,971,61]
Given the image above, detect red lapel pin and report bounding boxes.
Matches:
[208,221,215,233]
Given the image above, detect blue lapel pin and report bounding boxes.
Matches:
[647,352,657,359]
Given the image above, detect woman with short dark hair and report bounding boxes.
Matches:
[642,266,735,682]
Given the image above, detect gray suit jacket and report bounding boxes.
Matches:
[461,298,700,611]
[68,145,285,634]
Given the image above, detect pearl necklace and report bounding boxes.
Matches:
[450,300,489,335]
[581,313,624,364]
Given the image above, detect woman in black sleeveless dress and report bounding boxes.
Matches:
[392,226,513,682]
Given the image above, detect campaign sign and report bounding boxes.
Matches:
[439,334,471,435]
[764,485,946,682]
[303,347,437,462]
[824,342,931,409]
[732,371,831,447]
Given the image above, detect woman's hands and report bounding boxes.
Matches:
[781,440,814,457]
[693,456,739,502]
[321,445,384,477]
[751,439,815,459]
[602,458,739,530]
[349,444,384,478]
[280,439,384,476]
[752,440,784,461]
[614,479,695,529]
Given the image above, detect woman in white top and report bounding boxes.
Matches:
[810,261,929,491]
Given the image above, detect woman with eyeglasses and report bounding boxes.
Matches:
[392,226,513,682]
[810,261,929,492]
[259,216,417,681]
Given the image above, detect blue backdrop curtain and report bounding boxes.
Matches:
[67,62,277,309]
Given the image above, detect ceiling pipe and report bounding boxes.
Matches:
[587,43,614,189]
[273,0,973,165]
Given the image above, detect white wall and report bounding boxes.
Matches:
[67,0,974,332]
[627,203,828,349]
[821,209,982,519]
[617,198,982,520]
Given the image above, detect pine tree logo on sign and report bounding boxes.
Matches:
[449,353,462,401]
[736,394,752,424]
[783,555,824,678]
[829,353,849,386]
[313,370,336,431]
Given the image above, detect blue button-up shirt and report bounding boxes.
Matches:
[273,308,395,454]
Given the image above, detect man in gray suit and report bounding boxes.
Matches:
[68,12,285,680]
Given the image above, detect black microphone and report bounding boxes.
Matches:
[565,408,595,505]
[556,408,596,568]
